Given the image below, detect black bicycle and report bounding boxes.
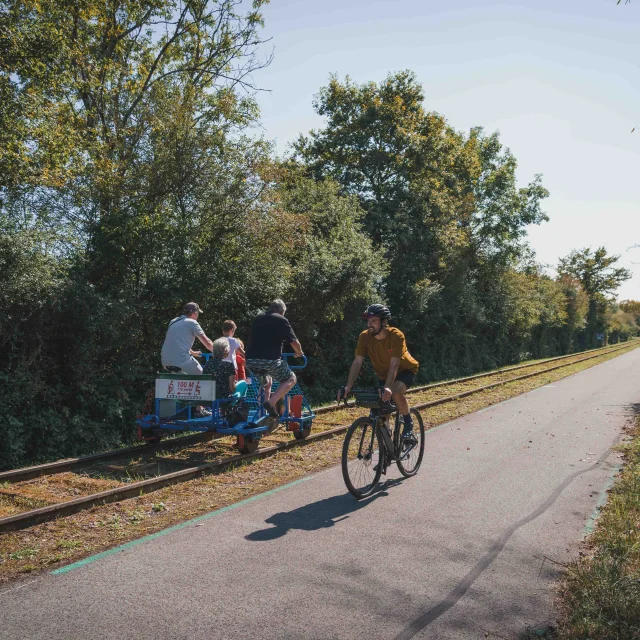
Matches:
[339,389,425,499]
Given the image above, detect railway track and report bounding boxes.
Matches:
[0,342,635,533]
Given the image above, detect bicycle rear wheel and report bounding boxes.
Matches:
[342,417,383,499]
[395,408,425,477]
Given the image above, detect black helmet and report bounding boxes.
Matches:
[362,304,391,321]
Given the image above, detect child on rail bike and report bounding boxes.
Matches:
[339,304,419,441]
[222,320,245,378]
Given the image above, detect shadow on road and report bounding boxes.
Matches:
[245,478,404,541]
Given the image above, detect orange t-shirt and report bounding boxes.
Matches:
[355,327,419,379]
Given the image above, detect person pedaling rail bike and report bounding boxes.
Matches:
[160,302,214,374]
[339,304,419,442]
[245,299,304,419]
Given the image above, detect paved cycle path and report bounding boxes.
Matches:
[2,348,639,640]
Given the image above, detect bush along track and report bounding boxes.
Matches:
[550,409,640,639]
[0,341,638,584]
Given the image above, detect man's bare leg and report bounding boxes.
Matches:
[269,374,296,406]
[261,376,273,403]
[391,380,409,415]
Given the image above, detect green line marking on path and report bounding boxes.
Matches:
[51,475,313,576]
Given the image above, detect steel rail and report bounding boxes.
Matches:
[411,344,633,411]
[2,346,626,484]
[0,432,218,484]
[312,342,632,414]
[0,426,347,532]
[0,341,635,533]
[0,343,632,484]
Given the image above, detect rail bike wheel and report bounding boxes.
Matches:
[137,424,163,444]
[237,435,260,455]
[341,417,383,500]
[293,424,312,440]
[395,408,425,478]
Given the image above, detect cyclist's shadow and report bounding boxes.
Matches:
[245,478,403,542]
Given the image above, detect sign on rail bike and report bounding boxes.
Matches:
[155,376,215,402]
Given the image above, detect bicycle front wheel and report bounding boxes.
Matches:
[342,417,383,499]
[395,408,425,478]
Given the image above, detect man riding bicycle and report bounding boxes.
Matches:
[340,304,419,440]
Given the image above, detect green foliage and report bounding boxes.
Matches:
[608,302,640,343]
[620,299,640,322]
[293,71,553,373]
[558,247,632,297]
[0,14,632,469]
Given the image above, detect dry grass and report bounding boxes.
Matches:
[0,342,638,584]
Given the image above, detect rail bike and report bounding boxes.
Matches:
[136,354,315,454]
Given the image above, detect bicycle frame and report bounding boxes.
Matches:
[355,394,417,467]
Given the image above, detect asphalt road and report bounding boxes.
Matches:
[1,348,639,640]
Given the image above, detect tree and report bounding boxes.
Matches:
[555,275,589,352]
[294,71,549,368]
[557,247,632,346]
[557,247,632,297]
[607,303,639,342]
[619,299,640,320]
[1,0,271,287]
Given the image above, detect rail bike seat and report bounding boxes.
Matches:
[163,365,182,373]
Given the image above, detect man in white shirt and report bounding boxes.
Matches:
[222,319,245,371]
[161,302,214,374]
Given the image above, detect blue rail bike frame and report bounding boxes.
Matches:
[136,353,315,443]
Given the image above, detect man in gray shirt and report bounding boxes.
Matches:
[161,302,214,374]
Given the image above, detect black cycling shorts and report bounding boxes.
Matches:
[378,369,415,390]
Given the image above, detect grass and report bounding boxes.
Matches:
[0,341,638,585]
[550,408,640,640]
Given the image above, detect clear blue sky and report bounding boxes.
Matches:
[251,0,640,300]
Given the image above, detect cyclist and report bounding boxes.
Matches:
[340,304,419,440]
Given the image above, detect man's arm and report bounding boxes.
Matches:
[197,333,214,352]
[341,356,365,400]
[291,339,304,357]
[381,357,401,401]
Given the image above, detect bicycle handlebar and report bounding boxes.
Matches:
[338,387,396,411]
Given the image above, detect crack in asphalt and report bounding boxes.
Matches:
[393,444,619,640]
